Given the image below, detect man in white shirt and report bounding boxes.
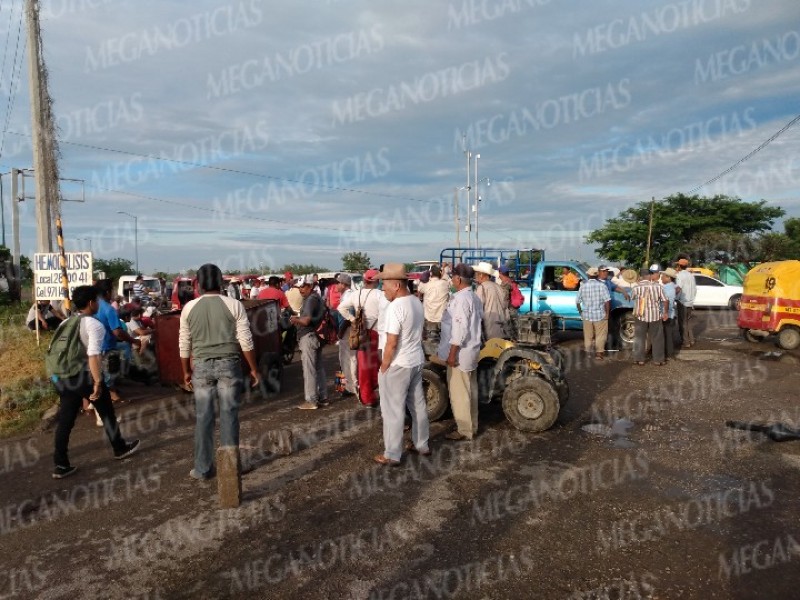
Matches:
[418,265,450,331]
[375,264,429,465]
[49,285,140,479]
[438,264,484,441]
[339,268,384,407]
[674,257,697,347]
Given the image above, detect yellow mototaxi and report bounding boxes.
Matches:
[737,260,800,349]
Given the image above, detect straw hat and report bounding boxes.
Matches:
[473,261,496,277]
[377,263,408,280]
[620,269,638,284]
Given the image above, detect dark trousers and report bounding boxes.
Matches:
[28,316,62,331]
[53,371,126,467]
[677,302,694,346]
[663,318,676,359]
[633,320,664,363]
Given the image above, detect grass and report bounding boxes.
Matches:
[0,302,59,437]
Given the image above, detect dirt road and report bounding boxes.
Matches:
[1,310,799,599]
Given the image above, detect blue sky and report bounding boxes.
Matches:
[1,0,799,273]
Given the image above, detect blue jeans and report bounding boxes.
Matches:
[192,356,243,476]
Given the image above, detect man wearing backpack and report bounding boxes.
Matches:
[290,275,329,410]
[48,285,140,479]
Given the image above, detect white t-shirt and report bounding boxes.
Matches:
[384,295,424,368]
[79,315,106,357]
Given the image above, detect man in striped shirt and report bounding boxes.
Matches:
[630,268,669,365]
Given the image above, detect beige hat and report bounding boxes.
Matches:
[377,263,408,280]
[621,269,638,284]
[661,267,678,279]
[473,261,496,277]
[587,267,599,277]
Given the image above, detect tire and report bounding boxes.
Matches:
[744,329,765,343]
[777,326,800,351]
[729,294,742,311]
[422,367,448,422]
[617,311,635,349]
[555,378,570,407]
[282,329,297,365]
[258,352,283,396]
[502,376,560,433]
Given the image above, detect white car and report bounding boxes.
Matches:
[692,274,742,310]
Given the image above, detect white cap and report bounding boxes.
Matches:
[295,275,312,287]
[648,263,661,273]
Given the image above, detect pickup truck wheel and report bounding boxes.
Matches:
[502,376,560,433]
[744,329,766,343]
[422,367,449,422]
[258,352,283,396]
[777,326,800,351]
[617,312,635,348]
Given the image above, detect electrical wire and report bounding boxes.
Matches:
[0,2,24,160]
[687,112,800,195]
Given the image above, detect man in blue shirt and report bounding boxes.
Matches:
[96,280,140,402]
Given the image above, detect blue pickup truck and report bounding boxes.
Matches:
[439,248,635,347]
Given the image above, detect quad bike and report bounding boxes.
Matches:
[422,312,568,433]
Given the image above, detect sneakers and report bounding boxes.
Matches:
[319,398,330,407]
[113,439,140,460]
[189,468,214,481]
[297,401,319,410]
[52,465,78,479]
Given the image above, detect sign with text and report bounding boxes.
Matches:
[33,252,93,300]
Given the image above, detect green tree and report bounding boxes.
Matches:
[341,252,371,272]
[93,257,135,282]
[586,194,784,267]
[280,263,328,276]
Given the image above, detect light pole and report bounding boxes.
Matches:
[76,237,92,253]
[117,211,138,274]
[474,154,490,250]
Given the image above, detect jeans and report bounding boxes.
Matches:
[53,371,126,467]
[298,333,327,404]
[191,356,244,477]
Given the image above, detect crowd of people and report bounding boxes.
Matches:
[43,254,700,479]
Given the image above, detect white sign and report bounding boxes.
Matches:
[33,252,93,300]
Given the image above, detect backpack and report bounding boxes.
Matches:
[45,315,87,380]
[348,289,374,350]
[315,308,338,345]
[509,283,524,309]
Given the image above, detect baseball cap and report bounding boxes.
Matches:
[648,263,661,273]
[295,275,312,287]
[337,273,352,285]
[452,263,475,279]
[587,267,599,276]
[498,265,510,275]
[364,268,380,282]
[598,265,609,271]
[284,271,293,279]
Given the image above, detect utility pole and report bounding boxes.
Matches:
[9,169,21,302]
[645,196,655,267]
[26,0,61,253]
[474,154,480,249]
[453,187,460,248]
[465,148,472,248]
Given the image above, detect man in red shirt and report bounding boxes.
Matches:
[257,276,290,309]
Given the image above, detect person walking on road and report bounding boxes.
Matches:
[49,285,140,479]
[291,275,329,410]
[631,268,669,366]
[179,264,260,480]
[577,267,611,360]
[438,264,483,441]
[375,264,429,465]
[674,257,697,347]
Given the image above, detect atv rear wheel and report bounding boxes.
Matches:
[422,367,449,422]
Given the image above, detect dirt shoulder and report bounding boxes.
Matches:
[1,310,799,600]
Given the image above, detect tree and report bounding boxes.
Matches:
[341,252,371,272]
[279,263,328,276]
[586,194,784,267]
[93,258,135,282]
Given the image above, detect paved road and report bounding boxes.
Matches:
[1,310,799,599]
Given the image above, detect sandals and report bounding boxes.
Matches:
[594,353,605,360]
[373,454,400,467]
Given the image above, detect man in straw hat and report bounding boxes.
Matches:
[438,263,483,440]
[674,256,697,347]
[374,264,430,465]
[473,261,509,341]
[631,268,669,366]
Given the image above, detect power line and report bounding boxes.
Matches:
[0,3,24,160]
[687,112,800,195]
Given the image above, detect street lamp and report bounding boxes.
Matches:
[474,154,490,249]
[116,211,138,275]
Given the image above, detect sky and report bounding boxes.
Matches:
[0,0,799,274]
